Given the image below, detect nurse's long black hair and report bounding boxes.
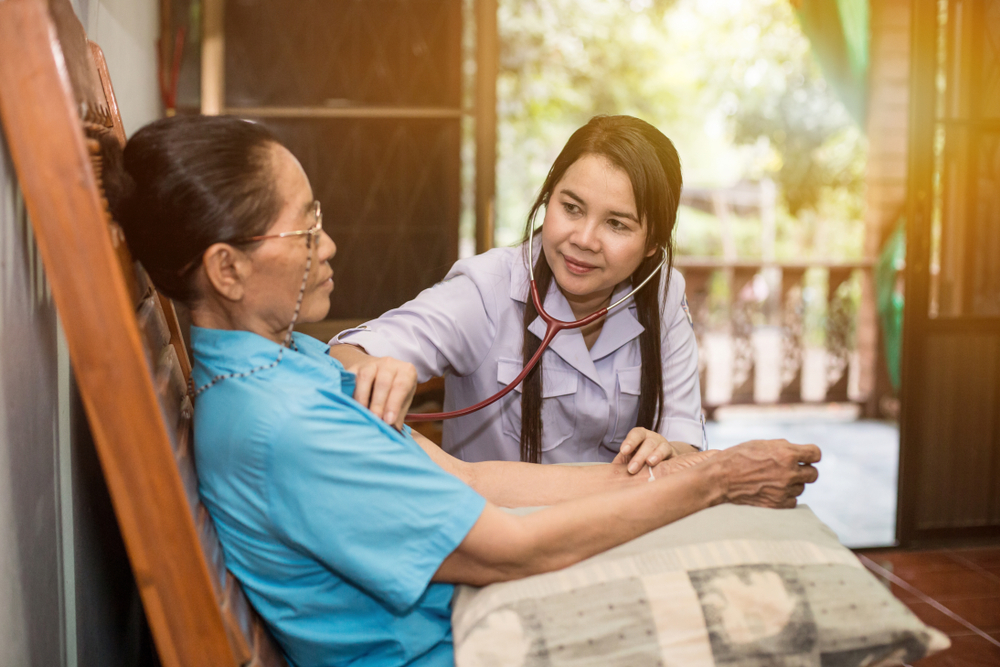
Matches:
[518,115,682,464]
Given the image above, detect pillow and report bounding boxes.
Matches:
[452,504,950,667]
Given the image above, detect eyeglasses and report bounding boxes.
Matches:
[238,201,324,248]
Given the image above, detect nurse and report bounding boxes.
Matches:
[332,115,702,471]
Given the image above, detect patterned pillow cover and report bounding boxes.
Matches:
[452,504,950,667]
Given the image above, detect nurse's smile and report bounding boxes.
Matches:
[561,254,598,275]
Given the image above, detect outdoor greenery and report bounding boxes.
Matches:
[494,0,868,263]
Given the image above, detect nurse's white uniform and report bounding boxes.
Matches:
[332,246,703,464]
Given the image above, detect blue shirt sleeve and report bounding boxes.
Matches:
[264,385,486,613]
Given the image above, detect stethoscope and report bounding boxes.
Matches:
[188,225,668,424]
[406,231,668,423]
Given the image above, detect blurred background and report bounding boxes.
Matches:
[153,0,923,548]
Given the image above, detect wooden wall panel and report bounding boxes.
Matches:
[221,0,463,321]
[225,0,461,108]
[994,400,1000,526]
[915,333,1000,529]
[257,117,460,319]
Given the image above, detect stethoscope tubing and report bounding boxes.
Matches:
[405,239,667,423]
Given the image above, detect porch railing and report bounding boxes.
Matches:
[675,259,876,414]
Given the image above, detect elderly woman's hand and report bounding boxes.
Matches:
[613,427,700,474]
[647,439,820,508]
[714,439,821,509]
[331,344,417,430]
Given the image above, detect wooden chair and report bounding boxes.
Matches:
[0,1,286,665]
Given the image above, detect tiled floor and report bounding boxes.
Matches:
[858,546,1000,665]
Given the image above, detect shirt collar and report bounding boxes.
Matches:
[588,281,646,361]
[508,241,536,304]
[513,247,646,384]
[190,326,339,391]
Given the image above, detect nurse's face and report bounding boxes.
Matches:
[541,153,656,308]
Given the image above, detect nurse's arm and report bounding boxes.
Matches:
[411,430,712,507]
[433,440,820,585]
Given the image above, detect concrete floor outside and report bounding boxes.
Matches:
[705,404,899,549]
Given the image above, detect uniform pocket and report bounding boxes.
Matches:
[497,358,578,452]
[611,365,642,444]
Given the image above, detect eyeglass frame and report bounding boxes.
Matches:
[234,200,324,248]
[177,201,324,276]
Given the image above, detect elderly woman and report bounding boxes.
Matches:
[110,115,819,667]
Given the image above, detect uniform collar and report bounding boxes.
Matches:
[588,281,646,362]
[508,242,535,304]
[510,245,645,385]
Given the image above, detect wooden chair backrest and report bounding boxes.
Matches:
[0,1,286,665]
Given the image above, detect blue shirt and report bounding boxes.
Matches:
[190,326,486,667]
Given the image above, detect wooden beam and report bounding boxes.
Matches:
[201,0,224,115]
[226,106,463,120]
[475,0,497,253]
[859,0,913,416]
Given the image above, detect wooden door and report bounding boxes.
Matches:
[898,0,1000,546]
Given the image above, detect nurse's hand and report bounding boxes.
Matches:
[333,345,418,430]
[613,428,700,474]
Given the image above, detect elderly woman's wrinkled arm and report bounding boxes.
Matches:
[430,439,820,586]
[410,429,716,507]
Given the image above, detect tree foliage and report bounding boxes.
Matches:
[685,0,866,215]
[495,0,867,252]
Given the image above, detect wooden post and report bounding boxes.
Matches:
[779,267,807,403]
[475,0,497,253]
[201,0,224,115]
[861,0,912,415]
[712,192,737,262]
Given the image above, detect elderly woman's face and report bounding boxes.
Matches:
[240,144,336,329]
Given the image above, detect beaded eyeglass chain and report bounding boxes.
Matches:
[187,239,314,399]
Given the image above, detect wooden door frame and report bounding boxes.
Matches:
[475,0,498,253]
[897,0,1000,547]
[896,0,935,549]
